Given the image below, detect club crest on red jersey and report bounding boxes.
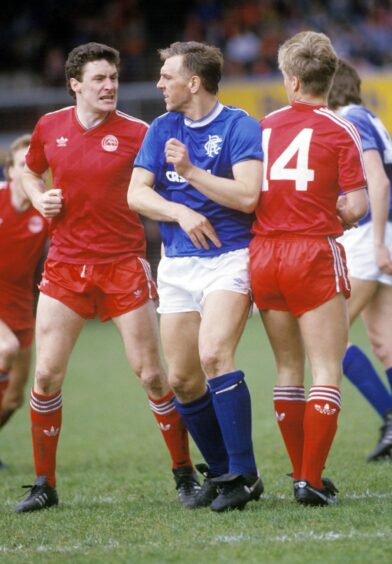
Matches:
[28,215,45,233]
[101,135,119,152]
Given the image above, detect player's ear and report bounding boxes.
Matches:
[189,75,201,94]
[70,77,81,95]
[292,76,300,93]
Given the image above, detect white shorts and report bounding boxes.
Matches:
[157,248,251,314]
[338,221,392,286]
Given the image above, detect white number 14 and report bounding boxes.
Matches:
[262,128,315,191]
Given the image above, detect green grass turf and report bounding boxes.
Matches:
[1,315,391,563]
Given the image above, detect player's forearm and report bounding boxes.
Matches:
[367,177,390,247]
[363,149,390,246]
[183,164,260,213]
[22,169,46,204]
[128,183,187,223]
[339,188,369,225]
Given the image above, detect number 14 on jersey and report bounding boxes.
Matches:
[262,128,315,192]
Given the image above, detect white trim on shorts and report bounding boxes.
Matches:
[338,221,392,286]
[157,248,251,314]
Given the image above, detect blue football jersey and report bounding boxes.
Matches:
[339,104,392,224]
[134,102,263,257]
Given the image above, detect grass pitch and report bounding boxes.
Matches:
[1,315,391,563]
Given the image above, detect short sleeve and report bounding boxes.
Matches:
[338,127,367,192]
[134,119,162,174]
[229,115,263,166]
[26,119,49,175]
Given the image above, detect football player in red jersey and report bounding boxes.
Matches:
[250,31,368,505]
[0,134,48,461]
[14,43,196,513]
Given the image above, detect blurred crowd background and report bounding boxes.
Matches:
[1,0,392,279]
[1,0,392,88]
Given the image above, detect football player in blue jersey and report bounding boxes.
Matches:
[329,59,392,461]
[128,41,263,512]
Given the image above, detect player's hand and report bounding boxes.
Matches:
[336,195,358,230]
[33,188,63,218]
[176,206,221,250]
[375,244,392,275]
[337,215,358,230]
[165,138,193,178]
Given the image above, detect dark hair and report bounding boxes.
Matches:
[65,42,120,98]
[4,133,31,180]
[159,41,223,94]
[328,59,362,110]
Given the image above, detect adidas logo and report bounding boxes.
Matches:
[56,136,68,147]
[134,288,142,298]
[275,411,286,422]
[159,422,171,431]
[43,426,60,437]
[315,403,337,415]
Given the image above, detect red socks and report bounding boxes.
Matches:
[274,385,341,489]
[149,390,192,468]
[301,386,341,489]
[273,386,305,479]
[30,389,62,488]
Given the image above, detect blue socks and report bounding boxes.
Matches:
[343,345,392,417]
[209,370,257,477]
[174,389,229,477]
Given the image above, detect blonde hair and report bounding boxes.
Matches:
[4,133,31,180]
[278,31,338,96]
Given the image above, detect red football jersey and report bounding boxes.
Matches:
[253,102,367,237]
[26,107,148,263]
[0,182,48,326]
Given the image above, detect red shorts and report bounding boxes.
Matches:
[250,235,351,317]
[0,301,35,348]
[39,257,157,321]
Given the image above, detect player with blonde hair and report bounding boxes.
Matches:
[250,31,368,505]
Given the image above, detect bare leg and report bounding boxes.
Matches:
[261,309,305,479]
[1,347,32,427]
[113,301,193,472]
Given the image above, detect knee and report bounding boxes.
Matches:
[199,343,227,378]
[34,367,62,395]
[0,335,20,368]
[136,365,166,397]
[371,339,391,367]
[3,390,25,412]
[168,372,205,402]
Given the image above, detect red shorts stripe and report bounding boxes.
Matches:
[250,235,350,317]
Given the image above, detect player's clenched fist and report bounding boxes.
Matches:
[165,138,193,178]
[33,188,63,218]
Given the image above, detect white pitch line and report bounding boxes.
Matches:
[214,530,391,544]
[1,530,391,554]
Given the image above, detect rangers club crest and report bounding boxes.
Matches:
[101,135,119,152]
[204,134,222,157]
